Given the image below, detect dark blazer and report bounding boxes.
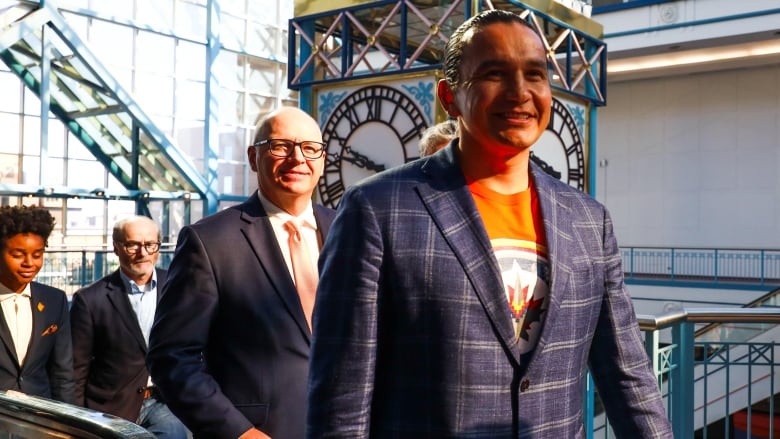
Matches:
[148,193,335,439]
[70,268,167,421]
[308,145,673,438]
[0,282,75,403]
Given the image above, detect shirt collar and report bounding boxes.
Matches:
[0,282,32,301]
[256,191,317,230]
[119,269,157,294]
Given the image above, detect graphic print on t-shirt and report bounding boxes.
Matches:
[493,239,550,354]
[468,176,549,355]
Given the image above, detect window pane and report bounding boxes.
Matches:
[219,14,245,52]
[175,1,207,42]
[137,0,174,30]
[136,31,175,75]
[136,73,174,116]
[247,22,276,58]
[90,1,133,20]
[21,155,40,185]
[247,63,278,96]
[247,1,278,23]
[22,88,40,116]
[219,161,248,196]
[153,115,175,138]
[0,113,21,154]
[220,0,245,16]
[176,80,205,120]
[175,119,205,173]
[218,87,240,126]
[66,198,107,236]
[89,20,133,69]
[67,131,96,160]
[0,154,19,184]
[22,116,40,155]
[37,156,64,186]
[0,72,21,113]
[57,0,89,8]
[67,158,106,188]
[215,51,242,89]
[177,40,206,81]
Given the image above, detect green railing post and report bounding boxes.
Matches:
[714,249,719,282]
[644,327,660,376]
[584,374,594,439]
[80,250,87,286]
[671,320,695,439]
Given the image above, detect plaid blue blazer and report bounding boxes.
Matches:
[308,144,673,438]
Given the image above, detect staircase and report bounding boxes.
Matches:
[0,0,207,201]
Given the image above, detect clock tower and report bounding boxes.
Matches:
[316,78,435,208]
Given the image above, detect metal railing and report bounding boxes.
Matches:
[41,246,780,294]
[621,247,780,288]
[37,246,176,295]
[590,307,780,439]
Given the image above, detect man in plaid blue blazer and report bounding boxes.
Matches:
[307,9,673,438]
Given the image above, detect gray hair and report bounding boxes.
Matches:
[419,120,458,157]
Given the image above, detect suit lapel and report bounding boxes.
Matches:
[239,195,313,342]
[0,302,19,366]
[526,165,572,365]
[27,285,50,368]
[105,271,148,351]
[418,152,522,365]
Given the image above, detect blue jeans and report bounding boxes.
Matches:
[137,397,189,439]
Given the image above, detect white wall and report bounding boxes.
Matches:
[595,64,780,248]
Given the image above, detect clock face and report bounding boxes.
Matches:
[318,85,429,207]
[531,97,586,191]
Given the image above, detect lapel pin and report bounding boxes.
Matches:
[37,302,45,312]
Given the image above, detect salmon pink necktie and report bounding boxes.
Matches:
[284,220,317,330]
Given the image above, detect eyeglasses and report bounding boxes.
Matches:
[252,138,326,160]
[118,241,161,254]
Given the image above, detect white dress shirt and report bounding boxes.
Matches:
[0,283,33,366]
[257,192,320,281]
[120,270,158,387]
[120,270,158,347]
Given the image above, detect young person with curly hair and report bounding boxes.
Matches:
[0,205,75,403]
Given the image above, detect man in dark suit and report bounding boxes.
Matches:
[308,10,673,438]
[148,106,335,439]
[0,205,74,404]
[70,215,187,438]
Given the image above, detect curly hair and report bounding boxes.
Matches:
[0,205,56,247]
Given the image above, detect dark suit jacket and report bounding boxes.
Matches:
[308,145,673,438]
[70,268,167,421]
[148,193,335,439]
[0,282,75,403]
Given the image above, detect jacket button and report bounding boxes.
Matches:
[520,379,530,392]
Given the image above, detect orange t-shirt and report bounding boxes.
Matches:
[469,178,550,354]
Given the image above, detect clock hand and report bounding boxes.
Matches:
[342,146,386,172]
[530,152,561,179]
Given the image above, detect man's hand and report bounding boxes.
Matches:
[238,427,271,439]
